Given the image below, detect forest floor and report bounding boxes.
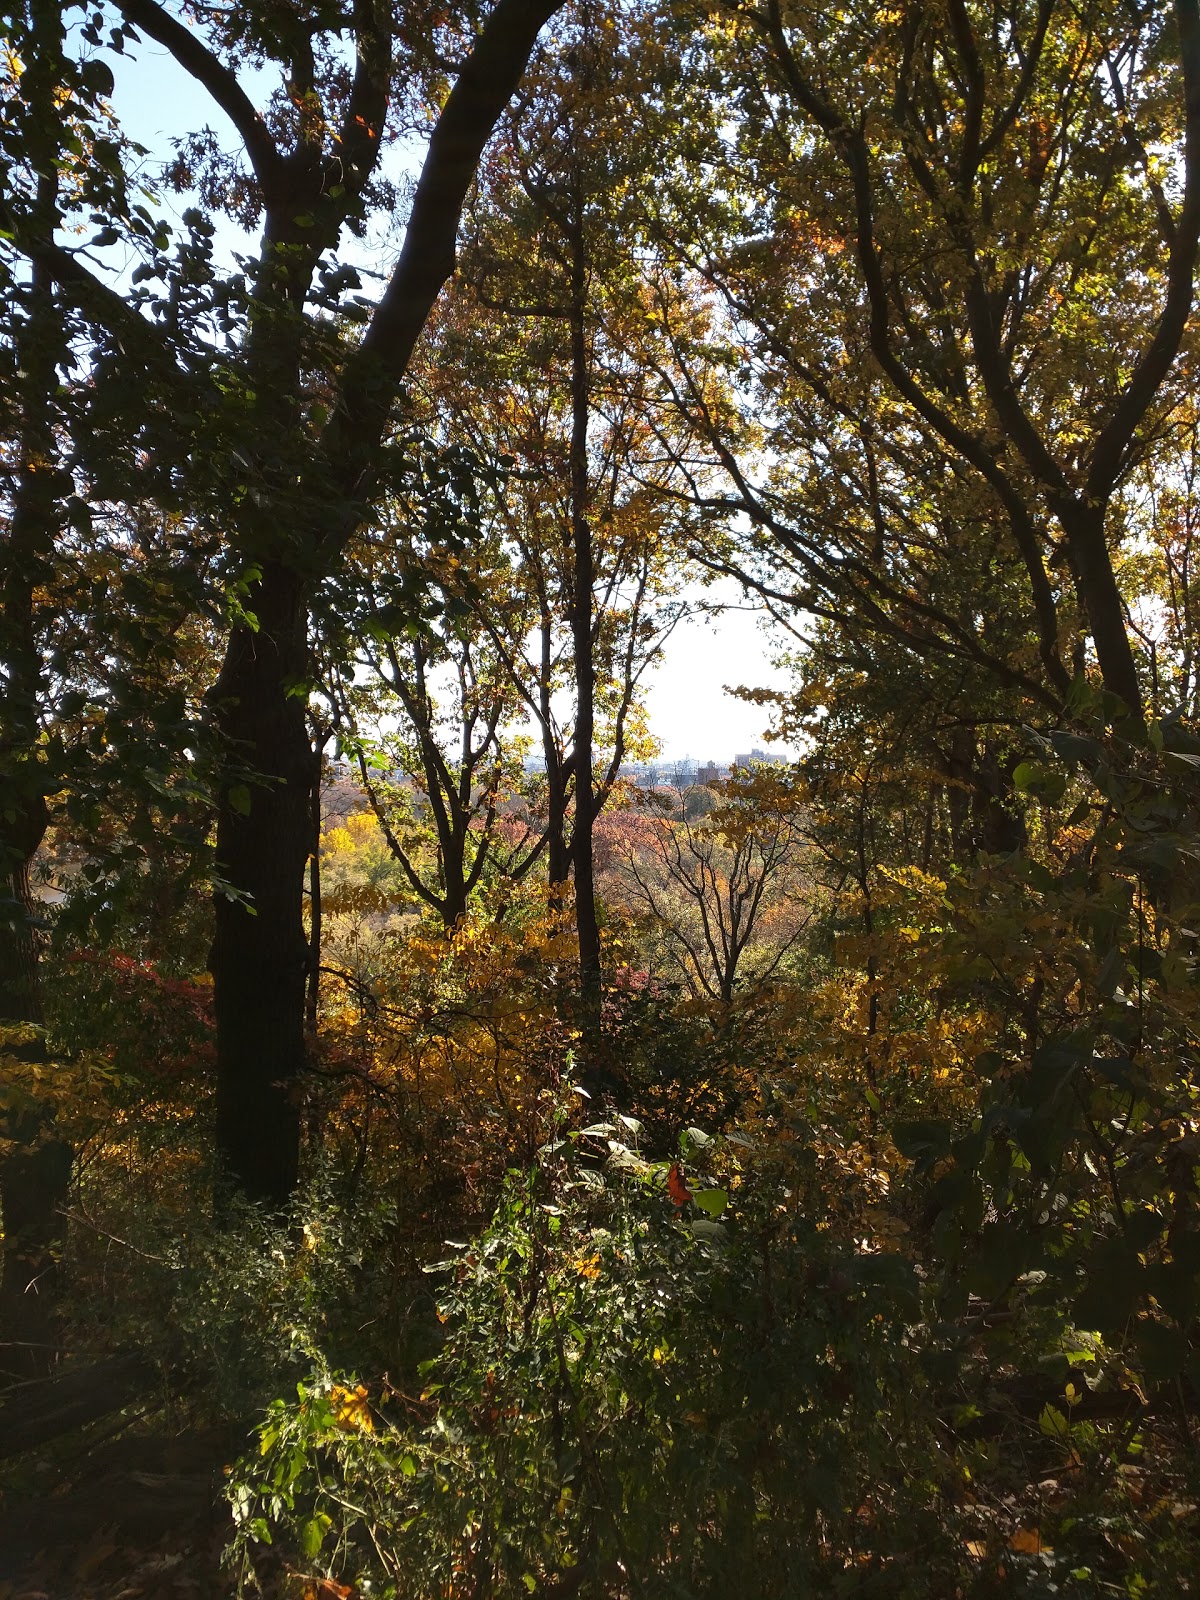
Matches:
[0,1424,234,1600]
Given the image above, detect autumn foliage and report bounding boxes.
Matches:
[4,0,1200,1595]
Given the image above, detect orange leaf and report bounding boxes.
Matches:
[667,1163,690,1208]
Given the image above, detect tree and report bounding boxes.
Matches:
[415,4,706,1032]
[320,471,538,931]
[2,0,565,1206]
[0,0,74,1359]
[652,0,1200,728]
[617,770,811,1005]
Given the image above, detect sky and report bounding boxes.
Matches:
[640,584,795,761]
[99,18,796,762]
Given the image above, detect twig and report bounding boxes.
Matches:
[56,1208,178,1266]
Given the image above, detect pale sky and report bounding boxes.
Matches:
[102,29,797,762]
[642,586,795,761]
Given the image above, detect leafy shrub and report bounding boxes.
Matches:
[229,1099,953,1598]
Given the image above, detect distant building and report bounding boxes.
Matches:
[733,747,786,769]
[696,761,728,785]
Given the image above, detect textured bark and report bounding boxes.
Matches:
[0,0,70,1371]
[199,0,564,1204]
[210,563,311,1208]
[306,751,322,1035]
[545,755,572,901]
[0,1064,72,1378]
[1056,498,1146,724]
[0,829,45,1025]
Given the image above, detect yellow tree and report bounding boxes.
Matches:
[657,0,1200,728]
[402,2,709,1044]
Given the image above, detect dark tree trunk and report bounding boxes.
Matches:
[941,731,1027,860]
[944,733,973,861]
[566,204,602,1043]
[544,745,571,899]
[441,832,470,928]
[0,8,71,1365]
[210,562,312,1208]
[1057,498,1145,725]
[0,1023,72,1375]
[0,831,46,1025]
[306,746,322,1034]
[0,850,71,1376]
[972,745,1028,856]
[196,0,563,1208]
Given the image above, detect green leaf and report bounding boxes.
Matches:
[228,784,252,816]
[690,1217,726,1240]
[1012,760,1067,804]
[1039,1403,1070,1439]
[301,1513,331,1558]
[692,1188,727,1217]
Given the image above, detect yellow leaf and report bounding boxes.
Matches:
[1009,1528,1051,1555]
[329,1382,374,1434]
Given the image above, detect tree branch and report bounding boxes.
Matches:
[116,0,286,197]
[322,0,564,530]
[1085,0,1200,503]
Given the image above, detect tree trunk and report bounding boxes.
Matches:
[442,830,470,928]
[566,205,602,1044]
[941,732,1026,859]
[0,10,71,1365]
[972,744,1028,856]
[210,562,312,1208]
[306,747,322,1035]
[544,743,571,901]
[1057,498,1144,724]
[0,833,45,1024]
[0,852,71,1377]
